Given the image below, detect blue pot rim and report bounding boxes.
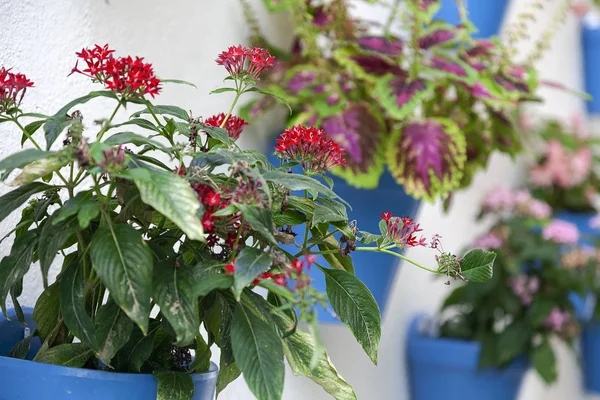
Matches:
[407,314,528,372]
[0,308,218,383]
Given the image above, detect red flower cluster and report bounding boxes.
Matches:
[71,44,161,99]
[0,67,34,112]
[99,145,127,173]
[223,260,287,286]
[381,212,427,247]
[192,183,241,247]
[216,45,276,80]
[205,113,248,141]
[275,126,346,174]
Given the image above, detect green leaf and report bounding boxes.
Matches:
[0,182,53,223]
[496,321,530,365]
[34,343,93,367]
[532,341,557,384]
[21,119,46,146]
[233,247,272,299]
[210,87,238,94]
[528,299,554,327]
[77,202,100,228]
[231,303,285,400]
[122,168,205,242]
[0,150,56,181]
[236,204,277,245]
[33,282,60,343]
[216,361,242,397]
[95,299,134,366]
[286,196,317,215]
[312,205,347,225]
[60,255,98,350]
[189,334,212,373]
[0,230,38,318]
[9,153,72,187]
[113,324,159,372]
[322,268,381,364]
[199,123,234,146]
[313,232,354,274]
[191,273,233,297]
[246,87,292,115]
[461,249,496,283]
[9,334,33,359]
[160,78,198,88]
[154,371,195,400]
[274,209,306,227]
[153,264,199,347]
[263,170,340,200]
[90,224,153,334]
[104,132,166,150]
[111,118,161,132]
[38,216,78,288]
[132,105,190,121]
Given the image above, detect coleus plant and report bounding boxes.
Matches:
[240,0,570,202]
[0,45,496,400]
[525,116,600,212]
[440,187,589,384]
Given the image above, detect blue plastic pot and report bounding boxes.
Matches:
[267,144,420,323]
[583,25,600,114]
[407,315,528,400]
[582,321,600,393]
[0,308,218,400]
[435,0,510,38]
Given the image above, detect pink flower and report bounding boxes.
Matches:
[542,219,580,245]
[527,199,552,220]
[216,45,275,80]
[544,307,570,332]
[590,214,600,230]
[509,275,539,305]
[383,215,427,247]
[529,166,553,187]
[472,232,503,250]
[482,186,515,212]
[570,148,592,186]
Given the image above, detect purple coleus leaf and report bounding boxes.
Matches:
[465,39,497,57]
[392,78,427,107]
[356,36,403,57]
[429,56,467,77]
[349,55,405,76]
[287,70,317,94]
[387,118,466,200]
[469,81,494,99]
[321,103,385,187]
[418,29,455,49]
[375,76,432,120]
[312,5,332,27]
[494,74,530,94]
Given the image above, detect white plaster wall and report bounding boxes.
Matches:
[0,0,594,399]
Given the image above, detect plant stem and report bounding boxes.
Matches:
[302,191,310,249]
[96,102,122,142]
[220,80,243,128]
[384,0,402,37]
[355,246,440,274]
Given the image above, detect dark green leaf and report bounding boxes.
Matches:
[0,150,56,181]
[0,182,53,223]
[104,132,166,150]
[528,299,554,327]
[237,204,277,245]
[38,216,78,288]
[192,274,233,297]
[153,265,199,346]
[161,79,198,88]
[154,371,195,400]
[95,299,134,366]
[112,118,160,132]
[216,361,241,397]
[189,334,212,373]
[274,210,306,227]
[199,123,234,145]
[312,205,347,225]
[34,343,93,367]
[532,341,557,384]
[77,202,100,228]
[233,247,272,299]
[322,268,381,364]
[314,232,354,274]
[60,255,97,350]
[263,170,342,202]
[21,119,46,146]
[461,249,496,283]
[33,282,60,343]
[121,168,205,242]
[231,303,285,400]
[8,334,33,359]
[210,87,238,94]
[496,321,530,365]
[90,224,153,333]
[132,105,190,121]
[113,324,159,372]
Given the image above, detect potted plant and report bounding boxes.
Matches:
[408,187,588,400]
[239,0,568,321]
[0,45,496,399]
[435,0,510,38]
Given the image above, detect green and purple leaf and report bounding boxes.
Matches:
[374,75,433,120]
[418,28,455,49]
[387,118,466,200]
[334,48,405,82]
[356,36,403,57]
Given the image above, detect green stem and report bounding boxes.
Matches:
[220,80,244,129]
[384,0,402,37]
[97,102,122,142]
[302,191,310,249]
[231,216,246,258]
[355,246,440,274]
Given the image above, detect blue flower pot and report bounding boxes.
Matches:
[407,315,528,400]
[435,0,510,38]
[0,308,218,400]
[555,211,599,321]
[267,144,420,323]
[582,321,600,394]
[583,25,600,114]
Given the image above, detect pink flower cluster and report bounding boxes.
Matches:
[510,275,539,305]
[472,232,503,250]
[381,212,427,247]
[0,67,34,112]
[481,187,551,220]
[542,219,580,245]
[216,45,276,80]
[529,139,592,188]
[544,307,571,332]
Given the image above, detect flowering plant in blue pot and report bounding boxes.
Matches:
[408,187,590,400]
[0,44,498,400]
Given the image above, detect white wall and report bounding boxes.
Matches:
[0,0,594,399]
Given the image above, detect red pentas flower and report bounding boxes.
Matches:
[205,113,248,141]
[381,212,427,247]
[216,45,276,80]
[0,67,34,113]
[70,44,161,99]
[275,126,346,174]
